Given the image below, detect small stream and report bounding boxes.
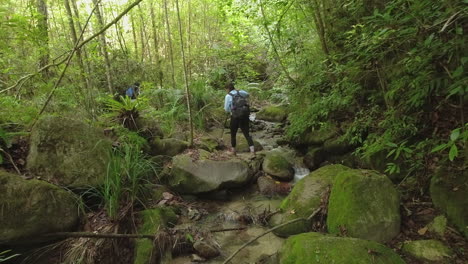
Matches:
[172,114,309,263]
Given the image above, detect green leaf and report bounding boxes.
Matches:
[431,143,447,153]
[450,129,460,141]
[452,66,463,78]
[449,145,458,161]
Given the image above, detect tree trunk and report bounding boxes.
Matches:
[36,0,50,78]
[150,2,163,89]
[92,0,113,93]
[175,0,194,146]
[163,0,177,89]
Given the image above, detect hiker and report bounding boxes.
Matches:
[224,82,255,155]
[125,82,140,99]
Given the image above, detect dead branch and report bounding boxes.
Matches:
[222,207,321,264]
[0,147,21,175]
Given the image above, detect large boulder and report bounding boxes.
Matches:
[256,105,288,122]
[135,114,164,141]
[149,138,189,157]
[430,166,468,238]
[327,169,400,242]
[168,154,251,194]
[323,135,354,155]
[269,165,350,237]
[402,240,453,263]
[27,115,112,188]
[303,147,326,170]
[134,207,178,264]
[0,170,79,245]
[279,232,405,264]
[262,152,294,181]
[293,124,339,147]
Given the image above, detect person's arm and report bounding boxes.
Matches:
[224,94,232,113]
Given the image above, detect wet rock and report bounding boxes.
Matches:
[279,232,405,264]
[193,241,220,259]
[27,115,112,187]
[256,105,288,122]
[427,215,447,236]
[149,138,189,157]
[0,170,79,245]
[263,152,294,181]
[430,166,468,238]
[134,207,178,264]
[269,165,350,237]
[258,176,291,196]
[402,240,453,262]
[327,169,400,242]
[169,154,251,194]
[303,147,326,170]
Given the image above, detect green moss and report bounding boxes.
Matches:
[134,207,178,264]
[327,169,400,242]
[430,166,468,238]
[256,105,288,122]
[279,232,406,264]
[149,138,188,157]
[263,153,293,180]
[303,147,325,170]
[0,170,79,245]
[198,137,219,152]
[298,124,339,146]
[402,240,452,262]
[428,215,447,236]
[269,165,350,236]
[26,115,112,187]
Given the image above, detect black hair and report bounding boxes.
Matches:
[226,82,235,91]
[134,82,140,87]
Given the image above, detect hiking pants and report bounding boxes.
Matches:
[230,115,254,148]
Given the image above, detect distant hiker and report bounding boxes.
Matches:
[224,82,255,155]
[125,82,140,99]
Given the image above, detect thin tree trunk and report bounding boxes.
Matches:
[71,0,92,77]
[310,0,329,55]
[150,2,163,89]
[259,0,296,85]
[64,0,90,90]
[92,0,113,93]
[163,0,177,89]
[175,0,194,146]
[130,12,139,62]
[138,5,147,63]
[36,0,50,78]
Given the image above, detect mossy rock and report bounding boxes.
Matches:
[402,240,453,263]
[263,152,294,181]
[169,154,251,194]
[149,138,189,157]
[256,105,288,122]
[134,207,178,264]
[427,215,447,236]
[197,137,219,152]
[135,114,164,140]
[303,147,326,170]
[323,136,354,155]
[430,166,468,238]
[294,124,339,146]
[279,232,405,264]
[222,132,263,152]
[356,150,407,182]
[327,169,400,242]
[269,165,351,237]
[0,170,79,245]
[27,115,112,188]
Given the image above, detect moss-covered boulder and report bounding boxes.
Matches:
[269,165,350,237]
[169,154,251,194]
[256,105,288,122]
[402,240,453,263]
[323,136,354,155]
[222,132,263,152]
[0,170,79,245]
[263,152,294,181]
[279,232,405,264]
[294,124,339,146]
[327,169,400,242]
[27,115,112,188]
[427,215,447,236]
[149,138,189,157]
[303,147,326,170]
[197,137,219,152]
[430,166,468,238]
[134,207,178,264]
[135,114,164,141]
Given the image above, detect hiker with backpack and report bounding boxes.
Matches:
[224,82,255,155]
[125,82,140,99]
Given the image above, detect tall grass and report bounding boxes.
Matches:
[102,142,155,220]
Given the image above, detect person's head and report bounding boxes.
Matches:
[225,82,235,93]
[134,82,140,87]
